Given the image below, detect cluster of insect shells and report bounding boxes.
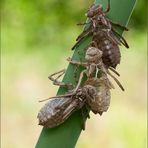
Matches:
[38,1,129,129]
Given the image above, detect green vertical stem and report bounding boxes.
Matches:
[35,0,136,148]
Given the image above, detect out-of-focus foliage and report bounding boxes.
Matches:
[1,0,147,148]
[2,0,146,48]
[129,0,147,30]
[2,0,92,48]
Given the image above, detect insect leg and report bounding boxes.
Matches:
[107,70,125,91]
[72,29,92,50]
[48,69,65,80]
[39,93,75,102]
[67,57,87,67]
[73,70,86,93]
[76,26,91,41]
[103,29,121,45]
[104,0,111,13]
[112,28,129,48]
[110,21,129,31]
[109,67,120,76]
[48,69,73,89]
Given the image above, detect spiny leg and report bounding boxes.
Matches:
[107,70,125,91]
[48,69,73,89]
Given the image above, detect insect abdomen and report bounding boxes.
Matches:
[38,97,73,128]
[94,34,121,68]
[85,78,111,115]
[85,88,110,115]
[38,97,84,128]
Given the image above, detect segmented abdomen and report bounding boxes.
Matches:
[85,77,111,115]
[38,97,82,128]
[94,33,121,68]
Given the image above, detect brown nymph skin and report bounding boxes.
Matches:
[68,46,124,91]
[67,46,115,115]
[38,70,96,129]
[38,92,86,128]
[38,46,124,128]
[84,76,112,115]
[72,0,129,69]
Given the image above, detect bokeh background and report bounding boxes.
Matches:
[1,0,147,148]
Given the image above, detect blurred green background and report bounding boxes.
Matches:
[1,0,147,148]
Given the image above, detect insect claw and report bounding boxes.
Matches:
[99,112,103,116]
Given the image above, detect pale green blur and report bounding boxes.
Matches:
[1,0,147,148]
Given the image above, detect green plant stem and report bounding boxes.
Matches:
[35,0,136,147]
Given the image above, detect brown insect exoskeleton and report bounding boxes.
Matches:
[38,64,113,129]
[84,76,112,115]
[68,44,124,91]
[72,0,129,69]
[38,43,122,127]
[38,94,85,128]
[38,70,96,129]
[67,46,123,115]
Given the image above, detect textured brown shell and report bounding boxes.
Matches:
[38,97,84,128]
[85,77,112,115]
[93,32,121,69]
